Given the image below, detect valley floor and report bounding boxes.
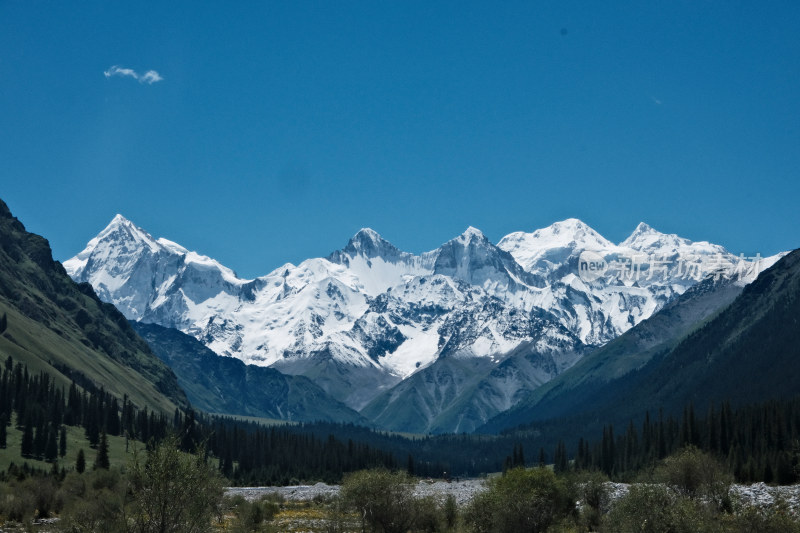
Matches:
[228,479,800,511]
[5,479,800,532]
[226,477,486,506]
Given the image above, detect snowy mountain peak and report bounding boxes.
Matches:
[619,223,732,267]
[497,218,613,274]
[344,228,400,256]
[65,215,776,420]
[621,222,663,245]
[354,227,382,242]
[549,217,592,233]
[109,213,129,225]
[64,214,158,275]
[459,226,487,242]
[535,218,612,247]
[328,228,408,266]
[101,214,146,236]
[621,222,690,252]
[433,226,538,291]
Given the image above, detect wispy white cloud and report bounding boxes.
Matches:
[651,96,663,105]
[140,70,163,84]
[104,65,164,85]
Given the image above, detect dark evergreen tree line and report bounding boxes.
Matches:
[0,355,171,462]
[7,353,800,486]
[570,398,800,484]
[202,417,397,485]
[0,356,405,483]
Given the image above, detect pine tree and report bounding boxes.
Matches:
[85,410,100,448]
[45,425,58,463]
[34,422,47,459]
[0,312,7,334]
[706,403,718,453]
[59,425,67,457]
[20,417,34,458]
[94,431,110,470]
[180,409,197,452]
[107,397,121,436]
[76,448,86,473]
[657,410,667,459]
[221,448,233,478]
[553,441,568,473]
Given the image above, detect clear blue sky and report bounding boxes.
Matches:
[2,1,798,278]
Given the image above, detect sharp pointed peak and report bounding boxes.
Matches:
[620,221,698,250]
[351,227,384,241]
[346,227,393,248]
[100,214,153,239]
[99,213,147,235]
[333,227,403,261]
[92,213,161,252]
[460,226,486,239]
[108,213,133,226]
[623,221,668,243]
[632,221,658,234]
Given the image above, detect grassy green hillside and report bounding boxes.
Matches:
[0,198,187,414]
[0,415,131,473]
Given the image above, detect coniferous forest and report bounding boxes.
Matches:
[3,352,800,488]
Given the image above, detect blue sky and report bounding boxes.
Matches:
[2,1,798,278]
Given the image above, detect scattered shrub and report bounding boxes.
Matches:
[566,470,610,531]
[729,495,800,533]
[443,493,458,531]
[126,437,224,533]
[652,446,733,510]
[229,494,281,532]
[340,468,419,533]
[603,483,722,533]
[463,467,572,533]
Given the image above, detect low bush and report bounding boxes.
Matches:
[651,446,733,511]
[463,467,572,533]
[566,470,610,531]
[603,483,721,533]
[229,494,281,532]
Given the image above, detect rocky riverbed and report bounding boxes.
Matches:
[226,478,487,506]
[228,479,800,510]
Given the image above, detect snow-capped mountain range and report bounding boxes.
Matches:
[64,216,778,413]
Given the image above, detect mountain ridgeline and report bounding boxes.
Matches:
[64,213,783,433]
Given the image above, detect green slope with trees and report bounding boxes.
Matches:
[0,198,187,413]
